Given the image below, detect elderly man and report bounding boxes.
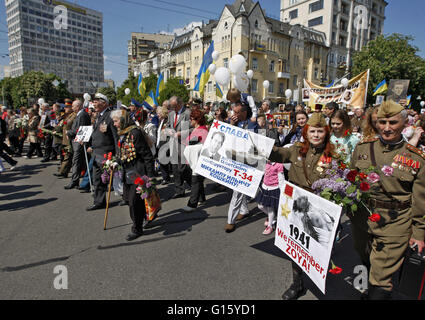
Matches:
[64,99,91,190]
[86,93,119,211]
[167,96,192,199]
[261,99,273,122]
[350,100,425,299]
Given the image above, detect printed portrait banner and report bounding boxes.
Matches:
[387,79,410,104]
[274,182,342,294]
[74,126,93,143]
[194,121,275,198]
[304,70,370,110]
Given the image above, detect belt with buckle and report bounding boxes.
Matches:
[367,198,411,210]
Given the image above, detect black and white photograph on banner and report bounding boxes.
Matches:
[275,182,342,294]
[302,88,310,102]
[375,95,385,105]
[387,79,410,103]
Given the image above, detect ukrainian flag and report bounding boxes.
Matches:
[194,41,214,96]
[406,95,412,108]
[137,73,146,98]
[145,91,157,108]
[216,83,223,98]
[326,80,335,88]
[373,79,388,96]
[156,73,165,99]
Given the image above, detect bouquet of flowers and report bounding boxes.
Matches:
[312,160,381,222]
[205,113,214,126]
[101,152,121,184]
[134,176,161,221]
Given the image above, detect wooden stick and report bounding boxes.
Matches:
[103,168,114,230]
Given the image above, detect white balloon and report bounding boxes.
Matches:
[341,78,349,87]
[208,64,217,75]
[421,101,425,107]
[233,73,249,92]
[83,93,91,101]
[263,80,270,90]
[124,88,131,95]
[285,89,292,99]
[212,51,220,61]
[246,70,254,79]
[214,67,231,86]
[229,54,247,74]
[38,98,45,105]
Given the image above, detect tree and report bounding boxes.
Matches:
[116,74,158,105]
[159,77,189,103]
[352,34,425,109]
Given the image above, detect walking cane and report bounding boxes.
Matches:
[103,168,114,230]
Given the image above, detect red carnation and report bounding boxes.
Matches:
[329,266,342,275]
[360,182,370,192]
[359,173,368,180]
[107,152,112,160]
[103,154,107,159]
[368,213,381,222]
[347,170,358,183]
[134,177,145,186]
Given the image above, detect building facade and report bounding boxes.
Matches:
[280,0,387,80]
[5,0,105,95]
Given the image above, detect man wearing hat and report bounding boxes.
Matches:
[350,100,425,299]
[56,100,77,178]
[86,93,119,211]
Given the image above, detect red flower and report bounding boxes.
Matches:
[107,152,112,160]
[329,266,343,274]
[63,121,67,125]
[103,154,107,159]
[339,162,347,170]
[134,177,145,186]
[343,129,351,137]
[347,170,358,183]
[118,141,121,148]
[359,173,368,180]
[368,213,381,222]
[359,182,370,192]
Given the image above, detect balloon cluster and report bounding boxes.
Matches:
[208,52,254,93]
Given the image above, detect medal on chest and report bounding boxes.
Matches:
[392,153,420,175]
[316,155,331,173]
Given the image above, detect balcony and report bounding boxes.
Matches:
[277,72,291,79]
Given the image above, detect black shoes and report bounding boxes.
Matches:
[79,188,91,193]
[281,282,307,300]
[86,204,105,211]
[64,182,79,190]
[126,232,143,241]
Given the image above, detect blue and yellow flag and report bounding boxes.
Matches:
[145,91,158,108]
[216,83,223,98]
[156,73,165,99]
[137,73,146,98]
[406,95,412,108]
[193,41,214,96]
[373,79,388,96]
[326,80,335,88]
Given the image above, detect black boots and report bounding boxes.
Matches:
[282,263,307,300]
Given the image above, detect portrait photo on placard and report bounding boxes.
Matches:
[387,79,410,103]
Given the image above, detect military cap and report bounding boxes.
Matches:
[64,98,72,106]
[307,112,328,127]
[377,100,404,118]
[93,93,109,104]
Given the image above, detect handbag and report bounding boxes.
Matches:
[145,189,161,221]
[398,246,425,300]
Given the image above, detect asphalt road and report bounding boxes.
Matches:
[0,155,372,300]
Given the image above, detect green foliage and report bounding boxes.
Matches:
[352,34,425,109]
[158,77,189,103]
[0,71,71,109]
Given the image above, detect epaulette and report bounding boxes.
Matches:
[406,144,425,160]
[358,137,379,145]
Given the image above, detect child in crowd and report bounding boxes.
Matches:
[255,161,284,235]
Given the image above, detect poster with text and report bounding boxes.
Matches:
[74,126,93,143]
[274,182,342,294]
[194,120,274,198]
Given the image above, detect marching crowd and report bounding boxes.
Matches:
[1,89,425,300]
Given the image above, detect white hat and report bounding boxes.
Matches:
[94,93,109,104]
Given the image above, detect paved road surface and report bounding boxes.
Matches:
[0,156,371,300]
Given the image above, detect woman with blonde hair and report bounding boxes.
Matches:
[361,106,379,142]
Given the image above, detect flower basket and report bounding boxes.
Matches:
[134,176,161,221]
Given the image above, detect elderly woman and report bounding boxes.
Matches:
[24,108,44,159]
[111,109,155,241]
[269,113,336,300]
[156,106,172,185]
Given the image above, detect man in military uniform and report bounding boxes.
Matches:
[56,100,77,178]
[350,100,425,299]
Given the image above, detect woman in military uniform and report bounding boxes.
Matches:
[269,112,336,300]
[25,109,43,159]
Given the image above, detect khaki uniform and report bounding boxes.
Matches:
[350,138,425,291]
[269,143,332,190]
[58,112,76,176]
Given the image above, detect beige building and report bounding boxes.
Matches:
[136,0,329,104]
[280,0,387,81]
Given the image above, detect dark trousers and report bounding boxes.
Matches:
[160,162,171,181]
[27,143,43,158]
[8,136,20,154]
[187,175,205,208]
[70,142,85,184]
[123,183,146,234]
[43,135,57,160]
[172,163,192,196]
[0,142,17,166]
[18,136,26,154]
[53,144,63,162]
[92,159,107,206]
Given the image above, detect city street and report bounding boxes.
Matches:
[0,156,366,300]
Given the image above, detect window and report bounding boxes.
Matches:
[289,9,298,19]
[252,79,258,93]
[308,16,323,27]
[279,83,284,95]
[268,81,274,94]
[269,60,274,72]
[309,0,324,13]
[252,58,258,70]
[223,58,229,69]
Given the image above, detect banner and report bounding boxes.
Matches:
[274,181,342,294]
[74,126,93,143]
[194,121,274,198]
[304,70,369,110]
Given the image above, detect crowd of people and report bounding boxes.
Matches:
[1,89,424,300]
